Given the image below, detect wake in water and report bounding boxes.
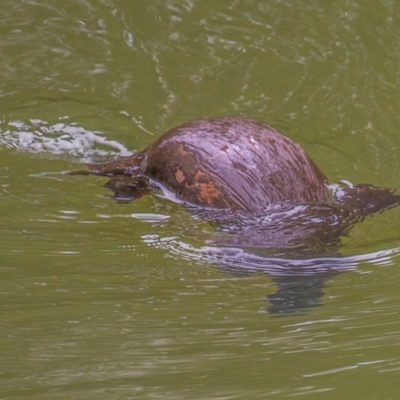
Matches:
[0,118,132,162]
[142,232,399,276]
[142,232,400,315]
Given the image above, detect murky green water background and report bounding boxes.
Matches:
[2,1,400,398]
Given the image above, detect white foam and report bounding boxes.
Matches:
[0,118,132,161]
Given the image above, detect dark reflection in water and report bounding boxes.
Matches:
[221,252,340,315]
[209,247,392,315]
[206,247,345,316]
[267,272,334,315]
[144,228,398,315]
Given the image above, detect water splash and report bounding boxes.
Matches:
[0,118,132,162]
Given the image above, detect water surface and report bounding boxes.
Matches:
[2,1,400,399]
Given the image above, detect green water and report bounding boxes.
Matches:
[2,0,400,398]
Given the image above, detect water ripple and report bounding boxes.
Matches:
[0,118,132,161]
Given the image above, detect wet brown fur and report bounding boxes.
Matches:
[83,117,400,221]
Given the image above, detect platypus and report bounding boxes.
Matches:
[73,117,400,252]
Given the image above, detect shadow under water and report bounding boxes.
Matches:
[145,233,399,316]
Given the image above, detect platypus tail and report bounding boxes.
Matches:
[338,183,400,218]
